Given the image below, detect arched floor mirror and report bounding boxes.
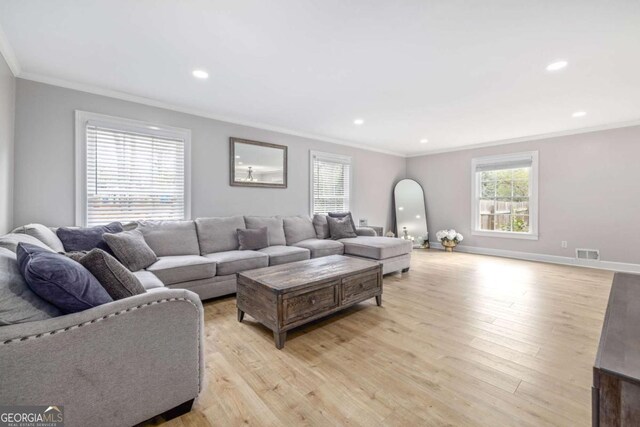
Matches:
[394,179,429,248]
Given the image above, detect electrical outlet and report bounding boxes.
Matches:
[561,241,568,248]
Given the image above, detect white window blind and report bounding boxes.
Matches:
[310,152,352,215]
[83,119,188,226]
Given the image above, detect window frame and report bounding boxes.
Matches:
[470,151,539,240]
[309,150,353,215]
[74,110,192,227]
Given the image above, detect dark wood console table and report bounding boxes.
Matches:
[593,272,640,426]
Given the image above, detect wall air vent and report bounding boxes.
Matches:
[576,248,600,261]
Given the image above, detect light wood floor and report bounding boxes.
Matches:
[159,250,614,426]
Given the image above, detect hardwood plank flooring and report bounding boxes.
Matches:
[148,249,614,426]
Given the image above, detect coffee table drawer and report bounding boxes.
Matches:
[342,271,381,304]
[283,282,339,324]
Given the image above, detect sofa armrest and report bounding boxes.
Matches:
[0,288,204,427]
[356,226,377,237]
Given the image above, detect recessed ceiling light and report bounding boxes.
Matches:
[420,139,428,144]
[398,207,404,211]
[192,69,209,79]
[416,215,421,219]
[353,119,364,125]
[148,126,160,130]
[572,111,587,118]
[546,60,568,71]
[238,161,243,165]
[235,155,240,159]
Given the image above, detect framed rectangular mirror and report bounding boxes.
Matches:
[229,137,288,188]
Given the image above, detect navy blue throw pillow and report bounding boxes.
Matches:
[56,222,123,254]
[16,243,113,314]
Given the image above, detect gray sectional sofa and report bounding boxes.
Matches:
[0,214,411,427]
[128,214,412,300]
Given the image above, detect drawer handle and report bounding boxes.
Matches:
[310,298,316,305]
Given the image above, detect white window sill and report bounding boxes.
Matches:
[471,230,539,240]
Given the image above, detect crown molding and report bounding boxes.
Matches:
[0,23,20,76]
[17,72,406,158]
[6,9,639,161]
[407,119,640,158]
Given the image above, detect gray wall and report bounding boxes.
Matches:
[13,80,406,230]
[0,53,15,234]
[407,125,640,265]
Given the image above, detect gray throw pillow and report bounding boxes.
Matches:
[327,215,358,239]
[0,233,55,253]
[328,212,357,234]
[12,223,65,252]
[103,229,158,272]
[75,249,146,300]
[237,227,269,250]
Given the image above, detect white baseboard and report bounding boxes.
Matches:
[428,242,640,274]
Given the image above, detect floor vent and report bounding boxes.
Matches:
[576,248,600,261]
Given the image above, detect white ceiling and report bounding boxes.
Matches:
[1,0,639,156]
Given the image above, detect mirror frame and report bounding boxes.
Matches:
[393,178,429,248]
[229,137,288,188]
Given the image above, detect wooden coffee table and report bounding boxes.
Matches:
[237,255,383,349]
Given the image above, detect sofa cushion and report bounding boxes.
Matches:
[327,215,358,239]
[237,227,269,251]
[133,271,165,290]
[292,238,344,258]
[137,220,200,257]
[196,216,245,254]
[76,249,146,300]
[16,243,113,314]
[258,245,311,266]
[339,236,413,260]
[244,216,286,246]
[56,222,123,254]
[103,229,158,272]
[204,250,268,275]
[312,214,330,239]
[283,216,316,245]
[146,255,216,285]
[0,233,55,253]
[12,223,65,252]
[0,247,61,325]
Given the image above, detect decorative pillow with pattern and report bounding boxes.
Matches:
[327,215,358,239]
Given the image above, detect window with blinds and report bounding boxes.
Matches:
[76,112,190,227]
[310,151,352,215]
[471,151,538,239]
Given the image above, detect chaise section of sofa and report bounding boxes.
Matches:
[0,288,204,427]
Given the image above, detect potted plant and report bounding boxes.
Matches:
[436,229,464,252]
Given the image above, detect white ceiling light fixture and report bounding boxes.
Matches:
[420,139,428,144]
[147,126,160,130]
[353,118,364,125]
[572,111,587,118]
[192,69,209,79]
[546,60,568,71]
